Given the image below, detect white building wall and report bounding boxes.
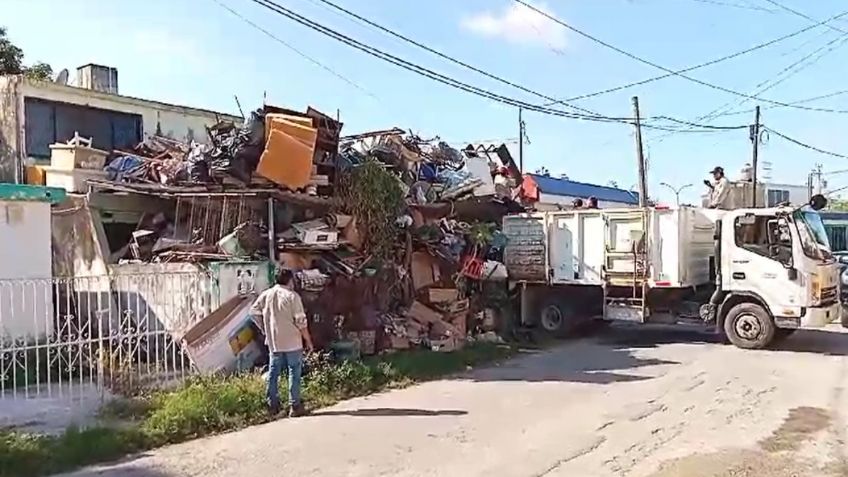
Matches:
[0,200,54,339]
[536,192,637,211]
[0,75,242,182]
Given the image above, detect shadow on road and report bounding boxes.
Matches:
[310,408,467,417]
[771,329,848,356]
[463,325,683,384]
[62,464,172,477]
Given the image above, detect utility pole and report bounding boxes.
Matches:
[518,107,525,173]
[632,97,648,207]
[750,106,761,207]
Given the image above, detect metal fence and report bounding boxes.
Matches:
[0,272,213,402]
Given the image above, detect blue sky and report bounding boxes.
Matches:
[5,0,848,203]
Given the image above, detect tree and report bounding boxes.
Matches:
[24,62,52,81]
[828,198,848,212]
[0,27,24,75]
[0,27,52,80]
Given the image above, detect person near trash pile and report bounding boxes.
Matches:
[586,197,599,209]
[705,166,731,210]
[250,267,314,417]
[572,198,584,209]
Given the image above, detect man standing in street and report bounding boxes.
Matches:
[705,166,731,210]
[251,268,314,417]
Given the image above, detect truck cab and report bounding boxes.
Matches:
[711,204,841,348]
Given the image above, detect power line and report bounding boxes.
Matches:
[210,0,377,99]
[713,89,848,118]
[687,0,777,13]
[513,0,848,113]
[242,0,748,133]
[303,0,593,115]
[765,127,848,159]
[561,16,839,103]
[761,0,848,34]
[696,29,848,125]
[246,0,610,121]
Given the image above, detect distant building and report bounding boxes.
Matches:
[519,173,640,210]
[821,212,848,253]
[0,64,242,183]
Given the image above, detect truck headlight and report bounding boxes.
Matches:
[811,273,822,302]
[842,269,848,287]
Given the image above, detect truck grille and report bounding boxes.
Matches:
[822,285,838,304]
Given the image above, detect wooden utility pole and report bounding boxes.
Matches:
[518,107,525,173]
[751,106,761,207]
[632,97,648,207]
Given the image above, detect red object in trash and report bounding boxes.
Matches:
[461,256,485,279]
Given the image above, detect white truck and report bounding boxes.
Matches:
[503,200,841,349]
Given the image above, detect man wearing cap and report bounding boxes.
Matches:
[704,166,731,209]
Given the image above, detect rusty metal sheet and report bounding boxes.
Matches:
[503,215,547,281]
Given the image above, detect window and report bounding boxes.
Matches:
[734,214,791,261]
[767,189,790,207]
[24,98,142,159]
[825,225,847,252]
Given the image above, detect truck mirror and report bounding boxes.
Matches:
[810,194,828,211]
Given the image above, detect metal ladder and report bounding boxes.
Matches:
[602,209,650,323]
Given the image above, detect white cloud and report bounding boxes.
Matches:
[461,2,567,50]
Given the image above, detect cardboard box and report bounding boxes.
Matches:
[429,288,459,304]
[182,296,263,374]
[293,219,338,245]
[406,301,443,325]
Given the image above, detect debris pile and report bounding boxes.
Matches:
[87,104,524,363]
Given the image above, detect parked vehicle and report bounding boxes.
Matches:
[503,198,842,349]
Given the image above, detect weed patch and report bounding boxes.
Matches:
[0,343,516,476]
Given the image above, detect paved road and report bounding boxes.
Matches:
[64,324,848,477]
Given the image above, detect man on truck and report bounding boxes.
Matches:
[705,166,731,209]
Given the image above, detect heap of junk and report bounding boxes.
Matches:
[44,104,526,374]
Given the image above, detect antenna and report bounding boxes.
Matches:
[54,69,69,85]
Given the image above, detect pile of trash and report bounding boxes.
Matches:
[104,105,342,194]
[340,129,521,206]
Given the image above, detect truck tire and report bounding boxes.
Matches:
[538,298,577,338]
[723,303,776,349]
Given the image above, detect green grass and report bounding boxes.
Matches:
[0,343,517,477]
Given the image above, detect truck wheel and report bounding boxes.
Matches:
[723,303,776,349]
[539,298,577,338]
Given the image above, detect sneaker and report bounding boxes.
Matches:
[289,403,308,418]
[268,403,282,416]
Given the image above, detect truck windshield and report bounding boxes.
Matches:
[793,207,833,261]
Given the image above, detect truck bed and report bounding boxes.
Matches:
[504,207,722,289]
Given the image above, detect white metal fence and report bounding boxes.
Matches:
[0,272,213,401]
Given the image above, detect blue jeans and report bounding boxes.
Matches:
[267,350,303,409]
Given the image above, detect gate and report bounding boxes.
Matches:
[0,272,212,402]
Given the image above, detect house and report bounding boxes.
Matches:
[519,173,639,210]
[0,64,242,183]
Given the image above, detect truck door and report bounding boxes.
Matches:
[725,213,801,311]
[550,215,575,283]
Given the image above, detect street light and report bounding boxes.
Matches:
[660,182,693,206]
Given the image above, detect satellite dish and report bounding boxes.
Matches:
[55,69,69,85]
